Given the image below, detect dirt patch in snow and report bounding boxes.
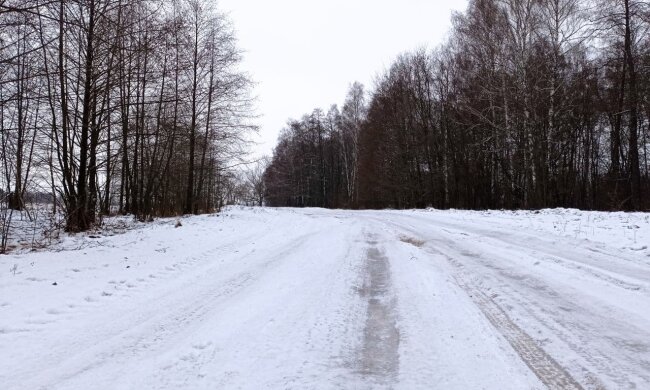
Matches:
[399,235,425,248]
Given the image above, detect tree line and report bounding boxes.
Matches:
[0,0,255,233]
[265,0,650,211]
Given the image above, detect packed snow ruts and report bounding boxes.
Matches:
[1,207,649,389]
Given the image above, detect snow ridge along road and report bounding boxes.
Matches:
[1,207,649,389]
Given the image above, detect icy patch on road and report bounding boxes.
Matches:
[354,239,400,387]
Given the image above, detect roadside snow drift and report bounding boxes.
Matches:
[1,207,649,389]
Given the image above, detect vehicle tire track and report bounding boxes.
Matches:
[376,218,585,390]
[444,255,584,390]
[353,235,400,388]
[14,229,322,389]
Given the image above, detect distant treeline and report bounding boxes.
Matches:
[1,0,254,232]
[264,0,650,211]
[0,189,53,204]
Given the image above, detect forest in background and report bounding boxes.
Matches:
[0,0,255,242]
[264,0,650,211]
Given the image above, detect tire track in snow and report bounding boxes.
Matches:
[444,257,585,390]
[376,218,585,390]
[353,235,400,388]
[12,229,322,390]
[422,222,647,388]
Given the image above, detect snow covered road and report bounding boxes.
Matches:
[1,208,649,389]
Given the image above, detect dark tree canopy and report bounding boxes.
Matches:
[265,0,650,211]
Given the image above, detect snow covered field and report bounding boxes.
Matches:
[1,207,649,389]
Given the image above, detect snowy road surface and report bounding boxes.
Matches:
[1,208,650,389]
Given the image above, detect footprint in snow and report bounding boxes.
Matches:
[180,352,199,362]
[0,327,30,334]
[192,342,212,350]
[26,318,53,325]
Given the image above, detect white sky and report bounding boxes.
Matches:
[217,0,469,158]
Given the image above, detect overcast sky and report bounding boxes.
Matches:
[217,0,469,158]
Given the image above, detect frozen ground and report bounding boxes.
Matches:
[1,207,649,389]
